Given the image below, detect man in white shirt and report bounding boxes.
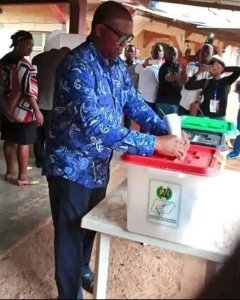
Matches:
[135,43,164,123]
[178,43,213,115]
[123,44,139,129]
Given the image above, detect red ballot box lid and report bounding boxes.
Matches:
[121,145,222,177]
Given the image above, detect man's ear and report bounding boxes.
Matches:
[95,24,102,37]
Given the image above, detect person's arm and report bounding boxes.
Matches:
[25,96,43,126]
[158,63,167,82]
[122,66,168,136]
[67,62,156,156]
[67,60,187,158]
[162,63,181,83]
[181,61,189,85]
[223,66,240,85]
[181,60,200,84]
[135,57,152,74]
[18,60,43,126]
[184,75,206,90]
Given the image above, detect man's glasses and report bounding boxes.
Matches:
[102,23,134,43]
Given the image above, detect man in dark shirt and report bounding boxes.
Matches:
[156,46,183,118]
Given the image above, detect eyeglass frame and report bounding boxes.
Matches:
[102,23,134,43]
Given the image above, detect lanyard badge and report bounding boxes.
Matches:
[209,83,219,113]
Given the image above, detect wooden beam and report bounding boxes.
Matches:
[69,0,79,33]
[0,0,67,4]
[79,0,87,34]
[69,0,87,34]
[50,4,67,23]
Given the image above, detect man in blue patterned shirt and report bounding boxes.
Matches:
[43,1,189,299]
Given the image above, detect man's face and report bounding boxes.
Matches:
[97,18,134,60]
[167,48,178,63]
[151,45,164,60]
[125,46,136,62]
[209,61,224,76]
[200,46,213,64]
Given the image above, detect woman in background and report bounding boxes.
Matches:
[0,30,43,186]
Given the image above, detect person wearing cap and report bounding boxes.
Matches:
[178,43,214,115]
[185,54,240,119]
[0,30,44,186]
[43,1,189,299]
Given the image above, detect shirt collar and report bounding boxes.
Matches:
[85,37,120,68]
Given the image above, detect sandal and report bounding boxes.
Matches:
[17,178,40,186]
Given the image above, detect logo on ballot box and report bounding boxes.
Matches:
[147,179,181,228]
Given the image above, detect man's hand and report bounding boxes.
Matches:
[195,64,212,75]
[154,134,190,160]
[165,72,180,82]
[142,57,153,68]
[181,130,190,152]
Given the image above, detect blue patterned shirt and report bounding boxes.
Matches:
[43,40,168,188]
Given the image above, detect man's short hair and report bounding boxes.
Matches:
[92,1,132,29]
[125,44,136,51]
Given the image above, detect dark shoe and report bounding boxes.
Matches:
[82,270,94,294]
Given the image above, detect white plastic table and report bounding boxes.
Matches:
[81,169,240,299]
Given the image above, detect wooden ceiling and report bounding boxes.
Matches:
[1,0,240,11]
[0,0,239,46]
[0,4,68,24]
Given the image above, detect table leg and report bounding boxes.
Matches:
[93,233,110,299]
